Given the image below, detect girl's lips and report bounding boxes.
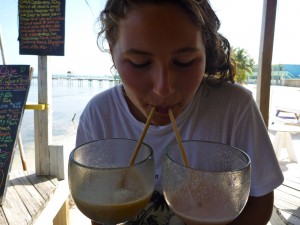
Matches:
[155,106,170,115]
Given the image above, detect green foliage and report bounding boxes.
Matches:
[231,47,255,84]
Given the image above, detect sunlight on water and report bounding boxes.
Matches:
[12,78,118,170]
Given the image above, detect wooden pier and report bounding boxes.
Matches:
[30,76,120,87]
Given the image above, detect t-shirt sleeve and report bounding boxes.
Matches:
[76,111,92,147]
[233,97,284,197]
[75,93,106,147]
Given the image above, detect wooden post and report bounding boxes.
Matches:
[0,29,6,64]
[256,0,277,127]
[53,201,70,225]
[17,133,28,171]
[49,145,65,180]
[35,56,52,175]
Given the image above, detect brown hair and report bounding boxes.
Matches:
[97,0,235,85]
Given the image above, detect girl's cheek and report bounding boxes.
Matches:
[119,63,152,82]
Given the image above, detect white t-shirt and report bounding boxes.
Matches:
[76,82,283,224]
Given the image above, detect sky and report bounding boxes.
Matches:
[0,0,299,76]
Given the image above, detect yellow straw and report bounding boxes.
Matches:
[168,108,189,167]
[129,107,156,165]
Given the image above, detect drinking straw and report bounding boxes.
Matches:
[129,106,156,165]
[168,108,189,167]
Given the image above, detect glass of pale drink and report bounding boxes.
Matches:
[68,138,155,225]
[162,140,251,225]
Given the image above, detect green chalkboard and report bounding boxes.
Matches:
[0,65,31,204]
[18,0,66,56]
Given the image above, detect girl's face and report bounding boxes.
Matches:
[111,3,206,125]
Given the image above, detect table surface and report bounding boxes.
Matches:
[0,171,58,225]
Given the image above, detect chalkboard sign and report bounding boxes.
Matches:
[0,65,31,204]
[18,0,66,56]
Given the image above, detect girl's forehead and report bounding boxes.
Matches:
[119,3,200,35]
[113,4,204,55]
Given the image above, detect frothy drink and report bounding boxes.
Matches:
[165,181,236,225]
[172,207,232,225]
[72,168,152,224]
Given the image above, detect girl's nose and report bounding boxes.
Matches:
[152,67,175,97]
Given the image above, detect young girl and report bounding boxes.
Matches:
[76,1,283,224]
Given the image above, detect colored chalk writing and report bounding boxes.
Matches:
[18,0,65,56]
[0,65,31,204]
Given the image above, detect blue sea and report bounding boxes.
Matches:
[12,77,118,170]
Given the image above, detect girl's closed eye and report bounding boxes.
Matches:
[126,54,151,68]
[174,59,194,67]
[130,60,151,68]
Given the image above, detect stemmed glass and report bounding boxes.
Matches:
[162,140,251,225]
[68,138,155,225]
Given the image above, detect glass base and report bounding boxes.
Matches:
[91,220,125,225]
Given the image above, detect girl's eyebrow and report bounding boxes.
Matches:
[124,47,201,56]
[172,47,201,54]
[125,49,152,56]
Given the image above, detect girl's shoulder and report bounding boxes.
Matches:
[84,84,122,109]
[198,82,254,106]
[209,82,253,97]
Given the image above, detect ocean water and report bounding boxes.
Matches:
[12,78,118,170]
